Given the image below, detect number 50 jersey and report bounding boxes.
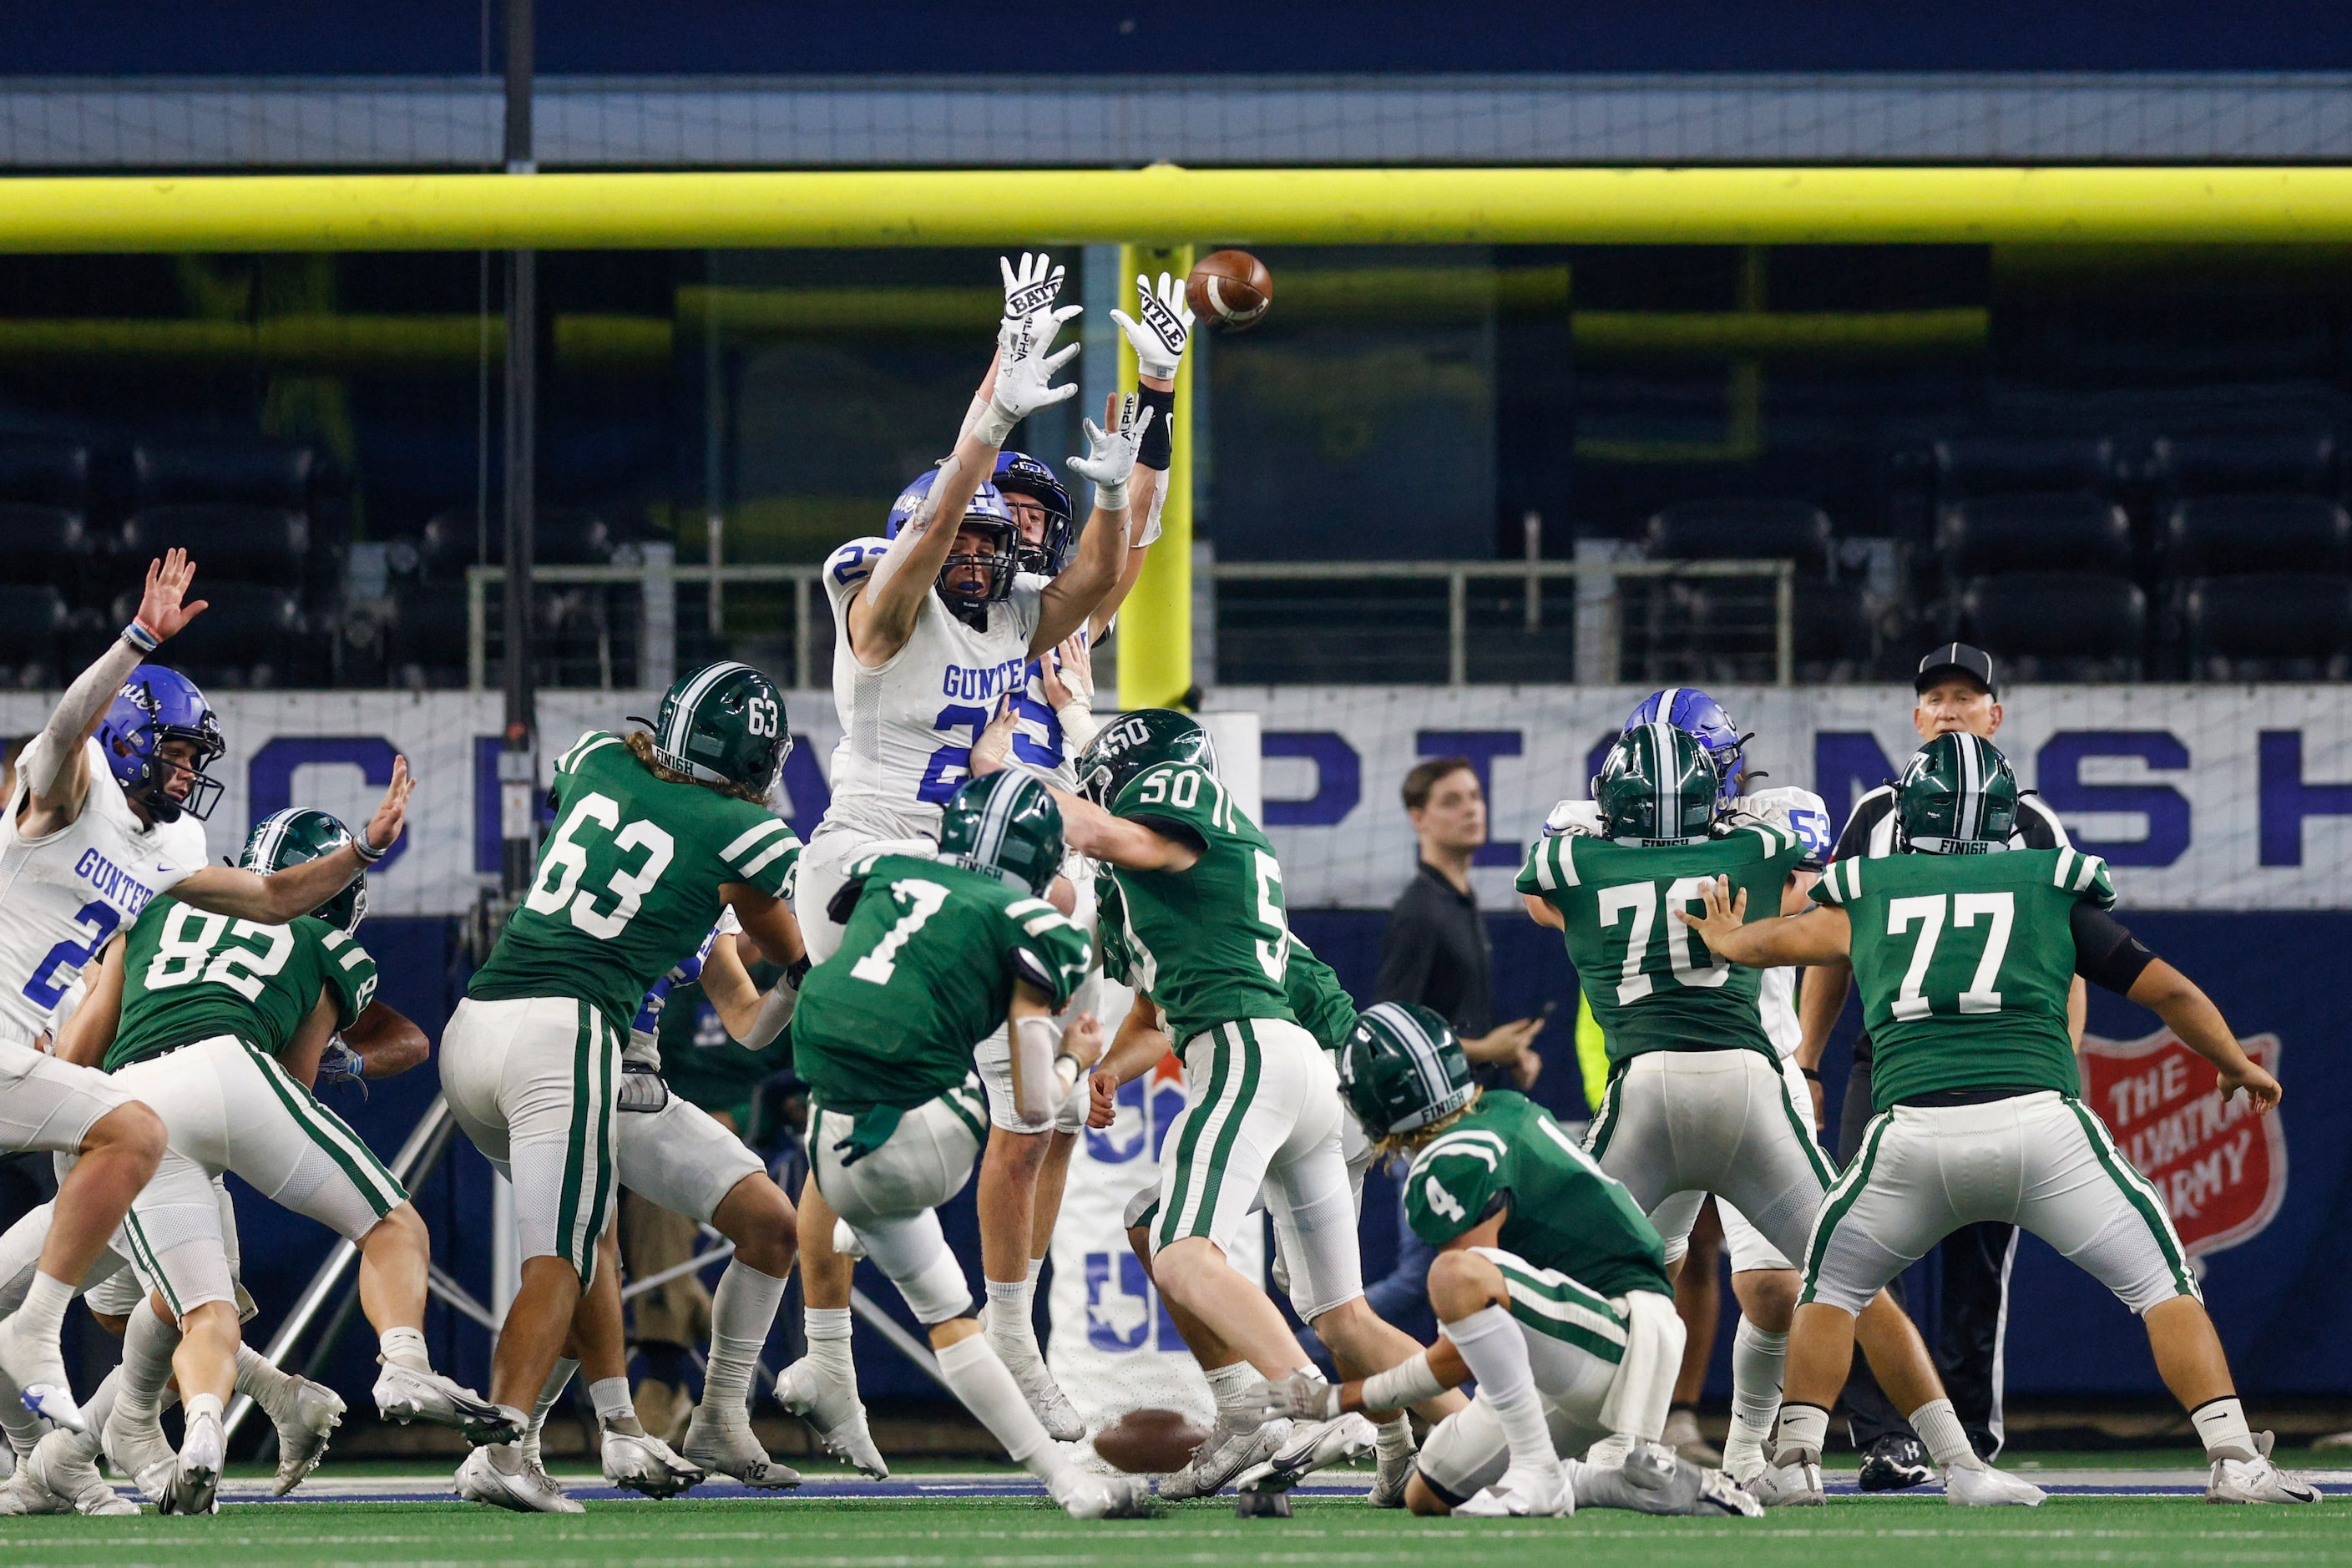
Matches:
[470,731,800,1031]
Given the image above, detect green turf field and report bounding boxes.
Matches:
[3,1493,2348,1568]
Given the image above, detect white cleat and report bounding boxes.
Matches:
[1753,1455,1826,1506]
[0,1318,84,1434]
[456,1445,585,1513]
[1157,1409,1288,1500]
[20,1429,131,1516]
[981,1310,1086,1443]
[2208,1434,2322,1505]
[776,1358,889,1479]
[601,1426,705,1499]
[103,1403,179,1506]
[161,1406,225,1515]
[1050,1463,1151,1520]
[680,1409,802,1490]
[375,1360,522,1445]
[268,1375,346,1495]
[1368,1430,1417,1509]
[1242,1413,1379,1492]
[1454,1462,1576,1518]
[0,1453,69,1515]
[1944,1462,2046,1507]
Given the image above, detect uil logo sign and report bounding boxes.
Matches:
[2080,1030,2286,1257]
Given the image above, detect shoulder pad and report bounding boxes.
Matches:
[825,537,893,594]
[1543,798,1603,837]
[1732,787,1833,867]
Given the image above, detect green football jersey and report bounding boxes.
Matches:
[1405,1090,1670,1301]
[1516,824,1803,1068]
[107,894,379,1073]
[1106,760,1296,1044]
[470,731,800,1031]
[1097,878,1349,1049]
[794,853,1092,1131]
[1814,845,2115,1110]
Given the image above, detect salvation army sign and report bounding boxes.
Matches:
[2080,1030,2286,1257]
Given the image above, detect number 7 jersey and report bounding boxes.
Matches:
[469,731,801,1030]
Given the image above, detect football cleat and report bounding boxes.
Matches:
[1662,1408,1722,1465]
[1857,1432,1935,1492]
[1050,1464,1152,1520]
[161,1406,225,1515]
[1753,1456,1826,1506]
[1368,1423,1417,1509]
[2208,1434,2322,1505]
[266,1374,346,1495]
[601,1426,705,1499]
[1943,1461,2046,1507]
[376,1360,522,1445]
[1454,1462,1575,1518]
[1588,1444,1763,1519]
[0,1318,84,1434]
[1157,1410,1287,1500]
[18,1429,132,1516]
[456,1445,585,1514]
[1242,1413,1379,1493]
[980,1307,1085,1443]
[102,1402,178,1505]
[776,1357,888,1479]
[681,1409,803,1490]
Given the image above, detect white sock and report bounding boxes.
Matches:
[67,1369,121,1460]
[2192,1396,2256,1461]
[703,1262,786,1417]
[0,1348,47,1457]
[1203,1361,1263,1419]
[589,1376,635,1426]
[1908,1398,1978,1470]
[116,1300,181,1424]
[235,1343,297,1418]
[1773,1400,1829,1464]
[1724,1319,1787,1467]
[1375,1410,1414,1459]
[523,1358,578,1461]
[14,1272,72,1345]
[378,1324,430,1373]
[1443,1306,1558,1476]
[806,1306,855,1380]
[934,1331,1060,1478]
[984,1277,1036,1357]
[185,1391,225,1427]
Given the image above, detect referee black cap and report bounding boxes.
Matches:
[1914,641,1997,697]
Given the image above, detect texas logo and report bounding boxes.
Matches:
[2080,1029,2285,1257]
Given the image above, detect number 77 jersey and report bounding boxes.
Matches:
[1518,823,1803,1070]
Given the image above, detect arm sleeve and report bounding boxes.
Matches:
[1373,898,1436,1008]
[2071,903,2156,995]
[26,640,144,795]
[1285,942,1360,1051]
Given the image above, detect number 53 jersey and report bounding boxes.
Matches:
[470,731,801,1030]
[105,894,378,1070]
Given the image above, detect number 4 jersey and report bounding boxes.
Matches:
[1814,846,2115,1111]
[469,731,801,1031]
[1517,823,1804,1070]
[106,893,379,1071]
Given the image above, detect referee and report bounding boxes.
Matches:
[1794,643,2084,1489]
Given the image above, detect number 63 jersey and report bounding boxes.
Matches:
[470,731,800,1031]
[104,894,378,1071]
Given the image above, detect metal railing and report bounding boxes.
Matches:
[466,554,1795,690]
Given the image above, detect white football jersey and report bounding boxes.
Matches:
[817,536,1046,846]
[0,736,206,1041]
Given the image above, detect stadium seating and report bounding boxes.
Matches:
[2177,574,2352,679]
[1931,435,2119,501]
[114,580,305,688]
[2161,494,2352,578]
[2148,429,2337,503]
[0,584,73,685]
[1955,571,2147,679]
[1643,498,1834,575]
[1936,493,2135,577]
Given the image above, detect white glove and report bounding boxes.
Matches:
[1252,1369,1343,1423]
[999,251,1067,329]
[1110,271,1192,382]
[977,306,1082,448]
[1065,393,1151,513]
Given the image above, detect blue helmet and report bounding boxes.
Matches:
[991,450,1075,575]
[1622,687,1748,805]
[97,665,225,822]
[884,473,1019,612]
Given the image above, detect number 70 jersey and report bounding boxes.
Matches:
[468,731,801,1031]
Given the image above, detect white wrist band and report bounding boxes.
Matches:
[1360,1351,1444,1412]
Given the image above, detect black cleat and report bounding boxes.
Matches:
[1857,1434,1935,1493]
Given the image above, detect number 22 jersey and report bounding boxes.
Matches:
[469,731,800,1030]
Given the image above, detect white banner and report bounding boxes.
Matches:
[8,683,2341,915]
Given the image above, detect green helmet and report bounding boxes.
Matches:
[1073,707,1216,808]
[1340,1003,1475,1138]
[939,773,1065,897]
[1594,721,1718,844]
[651,660,791,797]
[1896,731,2019,854]
[240,807,367,934]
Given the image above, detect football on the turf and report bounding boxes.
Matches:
[1091,1406,1211,1473]
[1187,250,1272,331]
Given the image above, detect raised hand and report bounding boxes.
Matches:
[1040,632,1094,712]
[999,252,1066,328]
[134,548,209,643]
[363,755,414,857]
[968,695,1019,779]
[1109,271,1193,382]
[988,306,1084,431]
[1065,392,1151,510]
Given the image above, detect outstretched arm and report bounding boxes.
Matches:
[1086,273,1192,641]
[2126,960,2281,1112]
[966,702,1199,871]
[1030,392,1146,655]
[176,756,412,923]
[19,550,208,837]
[1672,875,1853,968]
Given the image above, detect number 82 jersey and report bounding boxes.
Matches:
[469,731,800,1031]
[107,893,378,1071]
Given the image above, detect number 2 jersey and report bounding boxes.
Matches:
[1517,822,1803,1070]
[1404,1090,1670,1301]
[1813,846,2115,1110]
[0,736,207,1041]
[792,853,1092,1136]
[105,893,378,1071]
[469,731,800,1031]
[1105,760,1297,1045]
[818,537,1049,845]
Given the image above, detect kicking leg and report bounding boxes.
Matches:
[977,1125,1082,1439]
[773,1173,887,1478]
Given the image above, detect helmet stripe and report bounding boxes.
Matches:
[663,661,753,761]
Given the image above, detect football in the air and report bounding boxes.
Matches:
[1187,250,1272,331]
[1090,1406,1211,1474]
